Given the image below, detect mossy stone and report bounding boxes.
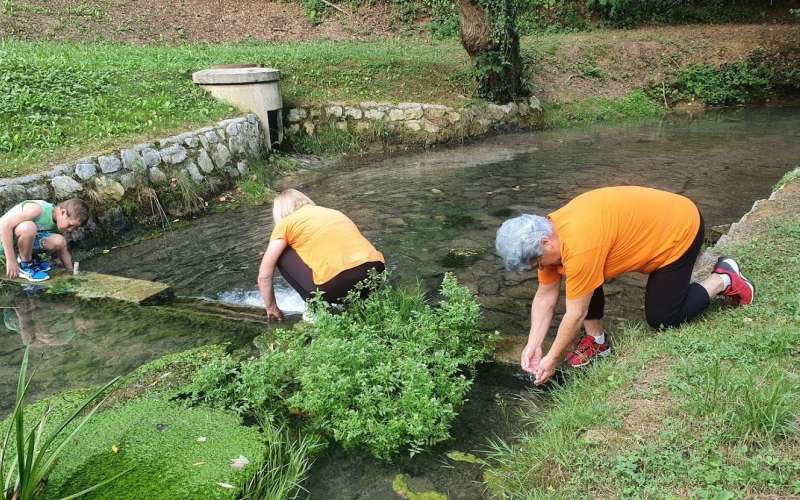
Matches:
[440,247,486,268]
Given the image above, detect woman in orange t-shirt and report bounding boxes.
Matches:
[257,189,385,321]
[495,186,755,385]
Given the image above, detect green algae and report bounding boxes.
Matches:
[42,397,264,499]
[446,451,488,466]
[440,247,486,268]
[392,474,448,500]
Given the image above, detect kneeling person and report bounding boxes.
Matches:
[258,189,385,321]
[495,186,754,385]
[1,199,90,282]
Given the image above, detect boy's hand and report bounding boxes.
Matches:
[6,260,20,279]
[265,303,284,322]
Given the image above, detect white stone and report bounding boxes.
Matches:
[225,122,240,137]
[403,108,424,120]
[446,111,461,124]
[364,108,385,120]
[325,106,343,118]
[388,109,405,121]
[197,150,215,173]
[360,101,378,108]
[204,130,220,144]
[405,120,422,131]
[237,160,249,176]
[344,107,363,119]
[529,95,543,112]
[51,176,83,199]
[287,108,307,122]
[304,122,315,135]
[397,102,422,110]
[182,134,201,148]
[422,120,440,133]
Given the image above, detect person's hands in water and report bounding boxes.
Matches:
[520,343,543,374]
[265,303,284,321]
[533,354,558,385]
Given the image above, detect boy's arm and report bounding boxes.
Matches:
[1,204,43,276]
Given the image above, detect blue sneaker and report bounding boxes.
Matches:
[33,259,51,272]
[18,261,49,282]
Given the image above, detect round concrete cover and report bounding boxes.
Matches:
[192,67,281,84]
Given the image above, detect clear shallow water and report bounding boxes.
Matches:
[1,107,798,498]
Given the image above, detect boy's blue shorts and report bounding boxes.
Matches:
[33,231,54,251]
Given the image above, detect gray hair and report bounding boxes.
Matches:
[495,214,553,271]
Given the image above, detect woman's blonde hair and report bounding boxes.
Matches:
[273,189,315,223]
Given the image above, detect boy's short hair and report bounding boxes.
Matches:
[58,198,90,226]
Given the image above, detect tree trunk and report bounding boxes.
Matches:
[455,0,526,103]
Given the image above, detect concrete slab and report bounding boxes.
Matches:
[2,270,173,305]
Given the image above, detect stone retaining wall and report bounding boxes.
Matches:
[0,115,264,243]
[284,96,544,142]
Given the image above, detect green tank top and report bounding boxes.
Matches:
[1,200,58,232]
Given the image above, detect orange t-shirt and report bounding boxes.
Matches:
[270,205,384,285]
[538,186,701,299]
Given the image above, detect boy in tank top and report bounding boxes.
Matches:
[0,199,90,282]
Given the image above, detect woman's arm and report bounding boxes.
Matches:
[257,238,288,320]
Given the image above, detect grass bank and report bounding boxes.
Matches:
[485,179,800,497]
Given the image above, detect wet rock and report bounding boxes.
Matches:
[51,176,83,199]
[98,154,122,174]
[441,247,486,268]
[492,335,527,365]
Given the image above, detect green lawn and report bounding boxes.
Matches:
[0,39,473,176]
[485,199,800,497]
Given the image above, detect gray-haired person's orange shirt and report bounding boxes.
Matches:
[537,186,701,299]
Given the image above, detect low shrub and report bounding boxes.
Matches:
[666,55,774,105]
[188,273,497,460]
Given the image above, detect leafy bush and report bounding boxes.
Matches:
[189,273,496,460]
[669,56,773,105]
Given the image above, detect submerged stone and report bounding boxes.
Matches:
[440,247,486,268]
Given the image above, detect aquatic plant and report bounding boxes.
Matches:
[189,273,497,460]
[0,347,126,500]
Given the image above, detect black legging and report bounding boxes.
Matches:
[585,212,708,329]
[277,246,385,304]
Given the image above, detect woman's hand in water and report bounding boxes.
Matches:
[265,303,284,321]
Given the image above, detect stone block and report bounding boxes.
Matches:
[425,107,447,120]
[197,150,215,173]
[225,121,241,137]
[51,176,83,199]
[140,148,161,168]
[405,120,422,131]
[160,144,188,165]
[120,173,138,190]
[335,121,348,130]
[94,176,125,201]
[212,144,231,169]
[304,122,315,135]
[359,101,378,108]
[364,108,385,120]
[422,120,440,133]
[26,183,50,200]
[397,102,422,110]
[388,108,405,121]
[310,108,322,118]
[121,149,147,173]
[49,164,73,178]
[288,123,301,134]
[186,161,204,183]
[529,95,542,112]
[182,134,201,148]
[0,185,28,207]
[287,108,307,122]
[403,108,424,120]
[204,130,220,144]
[344,107,363,119]
[325,106,343,118]
[355,121,371,132]
[148,167,168,185]
[237,160,249,176]
[75,163,97,180]
[229,134,246,156]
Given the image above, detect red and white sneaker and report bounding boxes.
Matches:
[713,256,755,306]
[566,334,611,368]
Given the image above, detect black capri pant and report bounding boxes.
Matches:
[277,246,385,304]
[585,213,709,330]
